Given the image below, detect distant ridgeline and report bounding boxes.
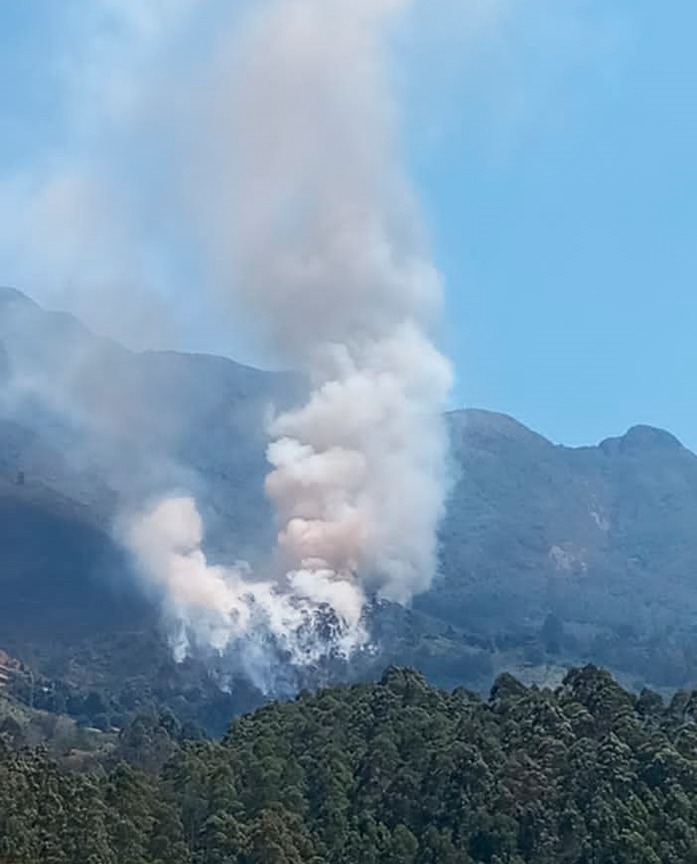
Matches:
[3,666,697,864]
[5,287,697,724]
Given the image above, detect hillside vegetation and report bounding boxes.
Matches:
[3,667,697,863]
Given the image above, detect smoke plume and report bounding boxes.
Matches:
[121,495,365,692]
[122,0,453,683]
[1,0,453,691]
[0,0,626,692]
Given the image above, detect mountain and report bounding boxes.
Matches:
[435,408,697,632]
[0,288,293,730]
[0,286,301,553]
[2,287,697,727]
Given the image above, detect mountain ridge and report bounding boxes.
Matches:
[2,287,697,727]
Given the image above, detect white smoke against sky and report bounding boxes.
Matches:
[207,0,453,586]
[0,0,621,352]
[0,0,197,349]
[1,0,453,688]
[121,0,453,680]
[0,0,629,689]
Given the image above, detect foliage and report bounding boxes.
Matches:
[6,639,265,739]
[4,666,697,862]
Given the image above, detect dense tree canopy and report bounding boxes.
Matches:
[3,666,697,863]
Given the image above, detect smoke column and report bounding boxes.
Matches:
[122,0,454,687]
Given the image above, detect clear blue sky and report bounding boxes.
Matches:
[1,1,696,449]
[409,0,697,449]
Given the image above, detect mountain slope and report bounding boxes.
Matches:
[433,409,697,634]
[0,286,300,555]
[3,288,697,705]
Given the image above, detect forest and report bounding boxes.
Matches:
[3,665,697,863]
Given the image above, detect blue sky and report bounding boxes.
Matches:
[409,0,697,448]
[1,1,696,449]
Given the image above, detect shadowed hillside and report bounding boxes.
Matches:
[3,288,697,725]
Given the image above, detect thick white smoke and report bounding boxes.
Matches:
[121,496,365,691]
[122,0,453,683]
[1,0,452,690]
[0,0,622,692]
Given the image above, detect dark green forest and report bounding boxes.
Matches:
[4,666,697,863]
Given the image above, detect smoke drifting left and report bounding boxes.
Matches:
[1,0,453,695]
